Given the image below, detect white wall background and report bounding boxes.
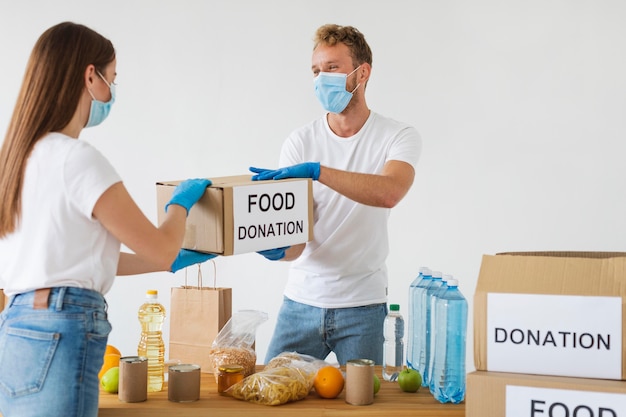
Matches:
[2,0,626,370]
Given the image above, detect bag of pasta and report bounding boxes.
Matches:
[208,310,268,380]
[228,361,317,406]
[265,351,329,373]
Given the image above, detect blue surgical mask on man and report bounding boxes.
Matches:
[86,71,116,128]
[313,65,361,114]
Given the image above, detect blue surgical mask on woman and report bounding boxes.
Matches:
[313,65,361,114]
[86,71,116,128]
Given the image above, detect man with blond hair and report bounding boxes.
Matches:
[252,24,422,365]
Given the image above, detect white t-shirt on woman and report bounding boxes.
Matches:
[0,132,122,296]
[279,112,422,308]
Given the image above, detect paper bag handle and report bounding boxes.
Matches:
[184,260,217,289]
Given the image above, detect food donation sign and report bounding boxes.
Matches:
[231,180,310,255]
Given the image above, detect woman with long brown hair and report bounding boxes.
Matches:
[0,22,213,416]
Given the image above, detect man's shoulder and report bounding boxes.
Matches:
[287,116,326,139]
[370,112,415,130]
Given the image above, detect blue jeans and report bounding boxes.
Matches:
[264,297,387,365]
[0,287,111,417]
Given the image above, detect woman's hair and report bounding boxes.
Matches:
[313,24,373,68]
[0,22,115,237]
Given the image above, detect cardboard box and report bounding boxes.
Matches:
[0,289,5,311]
[467,371,626,417]
[474,252,626,380]
[156,175,313,256]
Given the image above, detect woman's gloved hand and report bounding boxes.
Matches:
[250,163,320,181]
[171,249,218,272]
[256,247,290,261]
[165,178,212,215]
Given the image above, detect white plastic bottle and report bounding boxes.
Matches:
[137,289,166,392]
[383,304,404,381]
[430,279,468,403]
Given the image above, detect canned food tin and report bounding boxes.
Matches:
[168,364,201,402]
[118,356,148,403]
[345,359,375,406]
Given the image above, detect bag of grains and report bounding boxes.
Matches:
[208,310,268,380]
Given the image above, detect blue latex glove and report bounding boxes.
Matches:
[257,246,290,261]
[250,162,320,181]
[165,178,212,215]
[171,249,218,273]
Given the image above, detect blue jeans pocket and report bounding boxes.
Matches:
[0,326,60,397]
[89,310,111,339]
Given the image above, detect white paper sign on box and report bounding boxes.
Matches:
[487,293,622,379]
[506,385,626,417]
[232,180,310,255]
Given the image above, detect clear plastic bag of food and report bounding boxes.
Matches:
[228,364,316,406]
[265,351,330,373]
[208,310,268,380]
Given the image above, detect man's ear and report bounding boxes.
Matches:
[359,63,371,83]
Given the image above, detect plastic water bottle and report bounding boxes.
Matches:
[137,289,166,392]
[428,274,451,389]
[407,267,429,371]
[420,270,443,387]
[383,304,404,381]
[430,279,468,404]
[408,268,432,372]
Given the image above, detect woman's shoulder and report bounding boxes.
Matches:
[37,132,98,155]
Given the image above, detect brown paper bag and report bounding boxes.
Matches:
[169,264,232,373]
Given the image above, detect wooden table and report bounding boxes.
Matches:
[98,366,465,416]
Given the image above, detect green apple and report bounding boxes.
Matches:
[373,374,380,395]
[100,366,119,393]
[397,368,421,393]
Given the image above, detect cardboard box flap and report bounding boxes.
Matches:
[157,175,305,189]
[476,252,626,295]
[497,251,626,259]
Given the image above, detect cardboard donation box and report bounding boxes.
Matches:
[156,175,314,256]
[474,252,626,380]
[466,371,626,417]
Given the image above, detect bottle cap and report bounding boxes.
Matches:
[389,304,400,311]
[442,274,453,282]
[146,289,158,297]
[432,270,443,279]
[447,279,459,287]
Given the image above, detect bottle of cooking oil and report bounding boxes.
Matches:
[137,289,165,392]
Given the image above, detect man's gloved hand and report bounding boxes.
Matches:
[171,249,218,273]
[165,178,212,215]
[257,247,290,261]
[250,162,320,181]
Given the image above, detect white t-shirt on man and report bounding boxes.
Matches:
[0,132,122,296]
[279,112,422,308]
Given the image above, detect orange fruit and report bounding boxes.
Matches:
[104,344,121,357]
[314,366,344,399]
[99,353,121,380]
